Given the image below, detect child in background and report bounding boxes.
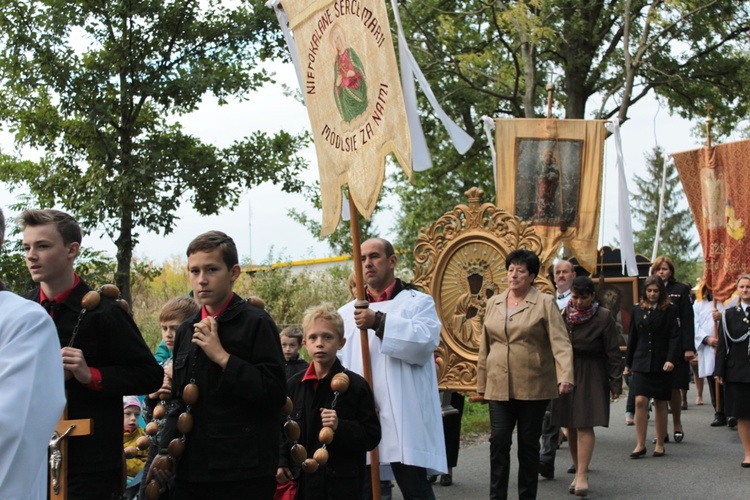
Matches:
[277,303,381,499]
[139,297,199,499]
[123,396,148,479]
[280,325,309,380]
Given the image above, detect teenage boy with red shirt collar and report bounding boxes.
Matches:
[21,208,163,499]
[155,230,286,500]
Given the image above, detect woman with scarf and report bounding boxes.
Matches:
[551,276,623,497]
[715,274,750,468]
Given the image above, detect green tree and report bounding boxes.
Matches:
[0,0,308,303]
[391,0,749,247]
[631,146,701,282]
[283,1,749,252]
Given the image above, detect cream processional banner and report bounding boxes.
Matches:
[270,0,412,236]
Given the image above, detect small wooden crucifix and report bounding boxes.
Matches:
[49,402,93,500]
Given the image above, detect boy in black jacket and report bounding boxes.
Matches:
[156,231,286,499]
[277,303,381,500]
[21,209,163,499]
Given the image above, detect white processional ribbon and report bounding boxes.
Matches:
[390,0,474,171]
[266,0,305,94]
[481,116,497,193]
[605,118,639,277]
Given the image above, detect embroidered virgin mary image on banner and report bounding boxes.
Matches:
[279,0,412,236]
[494,118,607,272]
[672,139,750,301]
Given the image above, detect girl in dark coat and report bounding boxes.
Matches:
[652,256,695,441]
[715,274,750,467]
[624,275,680,459]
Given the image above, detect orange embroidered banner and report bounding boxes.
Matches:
[494,118,607,273]
[672,140,750,301]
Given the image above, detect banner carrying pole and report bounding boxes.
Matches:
[348,193,382,500]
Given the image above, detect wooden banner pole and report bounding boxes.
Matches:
[348,193,382,500]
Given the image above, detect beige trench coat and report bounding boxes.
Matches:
[477,287,574,401]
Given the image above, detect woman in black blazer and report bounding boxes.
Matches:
[624,275,680,458]
[715,274,750,468]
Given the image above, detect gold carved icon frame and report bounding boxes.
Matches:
[413,187,554,393]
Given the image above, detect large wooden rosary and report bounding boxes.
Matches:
[281,371,350,473]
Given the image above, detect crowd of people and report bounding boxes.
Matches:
[2,204,750,500]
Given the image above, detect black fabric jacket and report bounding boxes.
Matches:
[665,281,695,353]
[280,358,381,500]
[626,303,681,373]
[24,280,163,472]
[285,355,310,381]
[162,293,287,483]
[715,306,750,383]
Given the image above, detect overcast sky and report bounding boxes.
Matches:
[0,60,722,265]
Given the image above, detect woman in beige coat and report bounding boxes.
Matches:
[477,249,574,500]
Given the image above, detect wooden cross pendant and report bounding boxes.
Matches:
[49,402,93,500]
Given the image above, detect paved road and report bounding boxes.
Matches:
[390,394,750,499]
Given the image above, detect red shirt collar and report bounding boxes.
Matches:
[40,274,80,304]
[301,362,318,383]
[366,279,397,303]
[200,292,235,319]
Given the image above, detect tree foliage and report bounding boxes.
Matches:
[0,0,309,303]
[631,146,701,283]
[283,1,749,254]
[393,0,749,250]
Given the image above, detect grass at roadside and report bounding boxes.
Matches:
[461,396,490,445]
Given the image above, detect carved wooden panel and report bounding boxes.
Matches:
[413,187,553,393]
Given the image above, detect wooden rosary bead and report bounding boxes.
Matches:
[100,284,120,299]
[117,299,130,313]
[136,436,151,450]
[301,458,319,473]
[290,443,308,464]
[330,373,350,393]
[145,480,162,500]
[281,397,293,416]
[159,392,172,401]
[284,420,300,441]
[152,404,166,419]
[151,454,173,472]
[81,291,101,310]
[123,446,138,459]
[145,422,159,436]
[168,438,185,458]
[177,412,194,434]
[318,426,334,445]
[182,383,199,405]
[313,447,329,466]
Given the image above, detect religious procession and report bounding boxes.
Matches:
[1,1,750,500]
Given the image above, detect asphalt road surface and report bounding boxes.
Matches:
[390,394,750,499]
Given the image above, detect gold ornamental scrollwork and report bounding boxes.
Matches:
[413,187,554,393]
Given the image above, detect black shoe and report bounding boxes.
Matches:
[567,464,576,474]
[427,474,438,483]
[539,462,554,479]
[653,450,666,457]
[440,474,453,486]
[629,448,647,459]
[728,417,738,428]
[711,415,727,427]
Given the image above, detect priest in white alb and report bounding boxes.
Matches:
[339,237,446,500]
[0,207,66,499]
